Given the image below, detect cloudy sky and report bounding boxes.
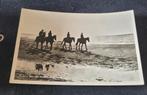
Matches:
[19,9,136,42]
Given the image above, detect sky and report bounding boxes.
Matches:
[19,8,136,42]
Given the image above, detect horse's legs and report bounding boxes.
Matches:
[68,43,70,50]
[76,42,79,50]
[78,43,80,50]
[76,44,78,50]
[36,42,38,49]
[46,41,48,49]
[63,42,67,50]
[50,42,53,50]
[85,43,88,51]
[81,44,83,51]
[76,42,78,50]
[69,43,72,51]
[64,43,67,50]
[62,42,65,49]
[41,42,43,50]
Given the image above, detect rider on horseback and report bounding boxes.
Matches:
[45,30,56,50]
[48,30,52,37]
[67,32,70,38]
[76,33,89,51]
[61,32,75,51]
[42,32,46,37]
[39,29,44,36]
[35,29,45,50]
[81,33,84,39]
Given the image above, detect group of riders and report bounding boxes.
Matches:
[35,29,90,51]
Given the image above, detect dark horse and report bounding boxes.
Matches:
[35,32,46,50]
[61,37,75,50]
[45,35,56,50]
[76,37,90,51]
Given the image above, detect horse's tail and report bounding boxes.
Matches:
[61,38,65,45]
[61,39,64,46]
[61,41,63,45]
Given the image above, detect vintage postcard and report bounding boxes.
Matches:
[10,8,144,85]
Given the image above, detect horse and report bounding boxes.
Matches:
[45,35,56,50]
[35,32,46,50]
[76,37,90,51]
[61,37,75,51]
[35,64,43,71]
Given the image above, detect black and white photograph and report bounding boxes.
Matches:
[10,8,144,85]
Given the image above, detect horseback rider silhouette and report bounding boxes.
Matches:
[61,32,75,51]
[81,33,84,39]
[76,33,89,51]
[45,30,56,50]
[39,29,44,37]
[42,31,46,37]
[67,32,70,38]
[48,30,52,37]
[35,29,46,50]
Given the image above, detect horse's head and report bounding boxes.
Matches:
[87,37,90,42]
[53,35,56,40]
